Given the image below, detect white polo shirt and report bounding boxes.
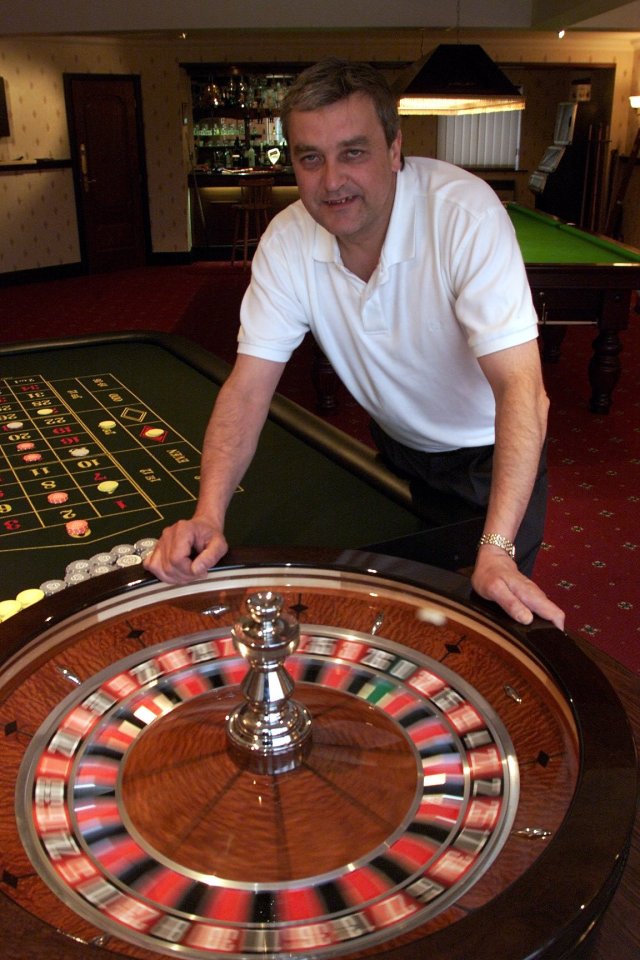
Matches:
[238,157,538,452]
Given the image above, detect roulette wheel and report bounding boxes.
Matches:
[0,550,636,960]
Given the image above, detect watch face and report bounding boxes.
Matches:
[0,557,636,960]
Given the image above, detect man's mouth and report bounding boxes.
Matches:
[324,195,356,206]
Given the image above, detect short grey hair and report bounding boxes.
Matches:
[281,58,400,147]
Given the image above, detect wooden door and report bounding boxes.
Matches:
[65,75,150,272]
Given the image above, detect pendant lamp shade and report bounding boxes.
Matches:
[395,44,525,116]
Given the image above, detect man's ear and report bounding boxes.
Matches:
[391,130,403,172]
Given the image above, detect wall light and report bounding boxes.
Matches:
[629,95,640,110]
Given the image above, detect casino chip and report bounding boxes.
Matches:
[39,580,67,596]
[0,599,21,621]
[89,552,114,568]
[97,480,119,494]
[110,544,135,560]
[47,491,69,505]
[116,554,143,568]
[65,520,90,538]
[64,572,90,586]
[134,537,158,557]
[65,559,91,575]
[90,565,113,577]
[0,589,45,624]
[16,589,45,609]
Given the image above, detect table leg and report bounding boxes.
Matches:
[311,341,341,413]
[589,329,623,414]
[540,324,567,364]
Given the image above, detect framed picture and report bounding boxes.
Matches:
[554,101,577,145]
[0,77,9,138]
[538,144,566,173]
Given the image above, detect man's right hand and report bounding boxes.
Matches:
[143,518,228,584]
[144,355,286,586]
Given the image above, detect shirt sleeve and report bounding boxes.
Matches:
[451,201,539,358]
[237,214,312,363]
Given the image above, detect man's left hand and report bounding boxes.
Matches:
[471,551,565,630]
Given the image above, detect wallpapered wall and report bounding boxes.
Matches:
[0,36,189,274]
[1,30,638,275]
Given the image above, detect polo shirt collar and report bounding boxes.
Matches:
[311,162,417,267]
[381,161,417,269]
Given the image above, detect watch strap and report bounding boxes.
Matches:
[477,533,516,560]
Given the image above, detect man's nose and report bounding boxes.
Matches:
[322,158,347,192]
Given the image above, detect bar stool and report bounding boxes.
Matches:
[230,177,274,268]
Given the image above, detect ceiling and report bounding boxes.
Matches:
[1,0,639,36]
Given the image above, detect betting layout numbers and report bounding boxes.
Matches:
[0,372,201,548]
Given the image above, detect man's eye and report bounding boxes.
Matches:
[299,153,321,166]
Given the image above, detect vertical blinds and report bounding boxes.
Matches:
[437,110,522,168]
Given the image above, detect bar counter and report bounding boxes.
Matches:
[190,168,299,253]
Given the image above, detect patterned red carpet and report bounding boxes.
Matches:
[2,263,639,673]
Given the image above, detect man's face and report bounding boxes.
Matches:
[288,92,402,249]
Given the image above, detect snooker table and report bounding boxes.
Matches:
[0,332,482,605]
[506,202,640,413]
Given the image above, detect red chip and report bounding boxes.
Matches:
[47,491,69,505]
[65,520,90,538]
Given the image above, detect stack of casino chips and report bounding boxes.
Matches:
[0,538,158,623]
[0,588,46,623]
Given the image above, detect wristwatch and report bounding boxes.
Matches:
[477,533,516,560]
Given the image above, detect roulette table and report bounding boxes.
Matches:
[0,550,637,960]
[0,332,482,606]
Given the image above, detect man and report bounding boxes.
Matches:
[146,59,564,631]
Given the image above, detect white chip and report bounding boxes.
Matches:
[64,571,90,585]
[110,544,135,559]
[40,579,67,596]
[134,537,158,555]
[90,552,114,567]
[116,554,142,567]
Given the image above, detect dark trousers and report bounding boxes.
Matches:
[370,422,548,577]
